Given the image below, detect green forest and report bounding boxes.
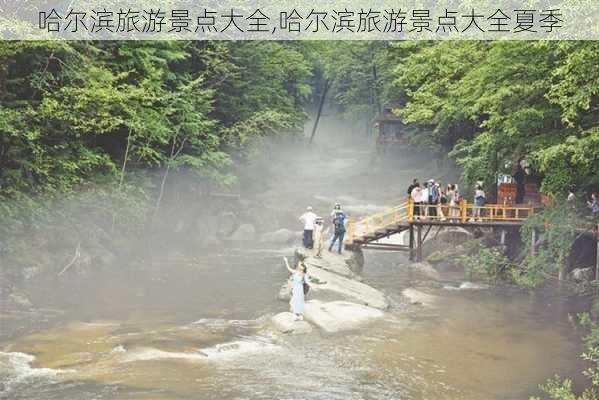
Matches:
[2,40,599,284]
[2,41,598,214]
[1,40,599,399]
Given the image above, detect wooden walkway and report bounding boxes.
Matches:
[345,199,539,261]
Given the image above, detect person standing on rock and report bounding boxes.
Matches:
[329,208,346,254]
[299,206,318,249]
[313,217,326,258]
[284,257,309,321]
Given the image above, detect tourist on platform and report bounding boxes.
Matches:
[473,185,486,221]
[329,208,347,254]
[411,182,422,218]
[513,161,526,204]
[299,206,318,249]
[428,180,438,217]
[447,184,458,220]
[588,193,599,216]
[407,178,419,196]
[421,182,430,217]
[440,185,448,217]
[284,257,310,321]
[435,182,446,220]
[330,203,344,219]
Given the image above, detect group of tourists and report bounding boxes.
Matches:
[298,203,347,255]
[287,203,347,321]
[407,178,486,221]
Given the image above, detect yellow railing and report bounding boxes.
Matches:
[409,200,535,222]
[346,198,538,245]
[346,199,410,244]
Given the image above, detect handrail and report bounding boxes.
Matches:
[346,198,539,245]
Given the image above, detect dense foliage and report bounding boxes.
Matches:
[0,41,313,226]
[531,313,599,400]
[384,41,599,195]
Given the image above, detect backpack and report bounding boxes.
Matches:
[303,278,310,295]
[333,212,346,233]
[430,185,439,203]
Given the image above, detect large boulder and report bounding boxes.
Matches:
[229,224,256,241]
[403,262,441,281]
[307,266,389,309]
[271,312,313,334]
[401,288,437,306]
[304,300,384,333]
[260,229,297,244]
[569,267,594,282]
[295,248,359,278]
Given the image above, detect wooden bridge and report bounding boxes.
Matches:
[345,199,539,261]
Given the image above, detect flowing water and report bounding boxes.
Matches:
[0,121,588,399]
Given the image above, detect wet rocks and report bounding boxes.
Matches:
[303,300,384,333]
[568,267,594,282]
[296,248,357,278]
[306,266,389,310]
[271,312,313,334]
[401,288,438,306]
[279,243,388,334]
[403,262,441,281]
[458,281,490,290]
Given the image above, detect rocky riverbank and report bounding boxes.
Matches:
[272,246,439,335]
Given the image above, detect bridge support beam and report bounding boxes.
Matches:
[417,225,423,262]
[409,225,414,261]
[500,229,506,245]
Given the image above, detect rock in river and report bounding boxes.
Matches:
[304,300,384,333]
[401,288,438,306]
[307,266,389,310]
[271,312,313,334]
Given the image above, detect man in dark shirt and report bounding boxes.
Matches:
[407,178,419,196]
[513,165,526,204]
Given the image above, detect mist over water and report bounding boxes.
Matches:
[0,116,588,399]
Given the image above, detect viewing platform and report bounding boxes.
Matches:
[345,199,541,261]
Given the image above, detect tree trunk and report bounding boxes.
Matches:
[111,127,132,234]
[309,79,330,144]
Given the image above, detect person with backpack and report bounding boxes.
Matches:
[429,179,439,218]
[329,206,347,254]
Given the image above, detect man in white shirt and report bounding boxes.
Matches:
[299,206,318,249]
[421,182,430,217]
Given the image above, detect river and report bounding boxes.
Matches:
[0,119,588,399]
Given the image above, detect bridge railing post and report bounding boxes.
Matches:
[346,217,354,246]
[460,200,467,223]
[408,198,414,223]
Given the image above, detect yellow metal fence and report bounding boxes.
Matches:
[346,198,537,245]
